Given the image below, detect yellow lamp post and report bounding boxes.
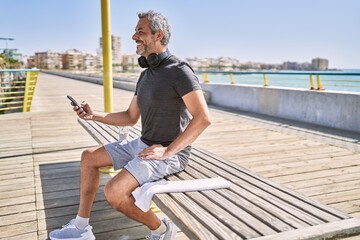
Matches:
[101,0,113,113]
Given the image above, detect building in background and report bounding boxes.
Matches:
[185,58,213,70]
[62,49,83,70]
[33,50,97,70]
[186,57,240,71]
[35,51,62,69]
[282,61,311,71]
[122,54,140,71]
[83,52,97,71]
[97,35,122,70]
[111,35,122,66]
[312,58,329,71]
[26,55,36,68]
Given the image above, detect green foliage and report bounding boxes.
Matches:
[0,54,21,69]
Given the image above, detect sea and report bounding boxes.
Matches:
[195,69,360,93]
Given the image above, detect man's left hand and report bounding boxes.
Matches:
[137,144,169,160]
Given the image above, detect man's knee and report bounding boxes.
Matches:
[104,181,128,211]
[80,147,98,168]
[104,170,139,212]
[81,146,107,168]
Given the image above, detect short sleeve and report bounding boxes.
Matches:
[172,62,202,97]
[135,71,146,96]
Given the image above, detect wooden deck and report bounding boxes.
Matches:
[0,72,359,239]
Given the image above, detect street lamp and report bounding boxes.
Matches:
[0,38,14,50]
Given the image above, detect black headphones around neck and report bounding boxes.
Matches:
[138,49,171,68]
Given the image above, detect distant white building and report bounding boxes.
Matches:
[186,58,207,69]
[97,35,122,70]
[83,52,97,71]
[122,54,141,71]
[218,57,239,71]
[186,57,239,71]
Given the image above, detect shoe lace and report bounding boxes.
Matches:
[61,220,75,229]
[145,234,162,240]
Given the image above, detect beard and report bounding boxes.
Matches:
[136,43,148,56]
[136,41,156,56]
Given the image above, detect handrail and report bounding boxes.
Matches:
[43,69,360,93]
[0,69,39,72]
[195,70,360,76]
[197,70,360,92]
[0,69,39,114]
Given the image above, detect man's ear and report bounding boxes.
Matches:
[156,30,164,42]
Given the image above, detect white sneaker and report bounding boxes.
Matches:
[49,219,95,240]
[147,219,177,240]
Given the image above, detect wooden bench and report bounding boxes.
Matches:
[78,118,360,240]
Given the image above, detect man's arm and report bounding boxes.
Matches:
[138,90,211,160]
[76,96,141,127]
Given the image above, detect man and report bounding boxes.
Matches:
[49,10,211,240]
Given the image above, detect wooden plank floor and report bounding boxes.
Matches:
[0,72,359,239]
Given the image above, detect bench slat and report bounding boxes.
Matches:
[189,154,330,227]
[153,194,219,240]
[182,165,297,233]
[185,159,313,232]
[167,191,241,239]
[193,147,350,220]
[93,122,119,142]
[191,149,346,223]
[251,218,360,240]
[167,172,274,238]
[79,119,140,144]
[77,118,360,240]
[79,120,112,145]
[90,121,119,143]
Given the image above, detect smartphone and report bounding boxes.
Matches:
[67,95,87,113]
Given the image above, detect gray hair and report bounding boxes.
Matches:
[137,10,171,46]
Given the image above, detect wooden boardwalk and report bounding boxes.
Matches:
[0,72,359,239]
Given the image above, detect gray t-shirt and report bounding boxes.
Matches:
[135,55,201,162]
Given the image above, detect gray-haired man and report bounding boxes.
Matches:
[49,10,211,240]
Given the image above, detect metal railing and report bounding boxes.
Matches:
[200,71,360,92]
[42,69,360,94]
[0,69,39,114]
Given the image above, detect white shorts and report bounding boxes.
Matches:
[104,137,186,185]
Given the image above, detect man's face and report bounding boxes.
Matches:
[132,18,157,57]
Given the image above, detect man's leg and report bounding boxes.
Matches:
[104,169,162,230]
[78,145,113,218]
[103,138,180,239]
[49,145,113,240]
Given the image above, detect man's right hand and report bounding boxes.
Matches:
[71,101,94,120]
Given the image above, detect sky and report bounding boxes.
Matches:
[1,0,360,69]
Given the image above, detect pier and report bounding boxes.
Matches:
[0,72,359,239]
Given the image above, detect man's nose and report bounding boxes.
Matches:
[132,33,138,40]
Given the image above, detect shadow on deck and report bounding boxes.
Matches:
[37,161,148,239]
